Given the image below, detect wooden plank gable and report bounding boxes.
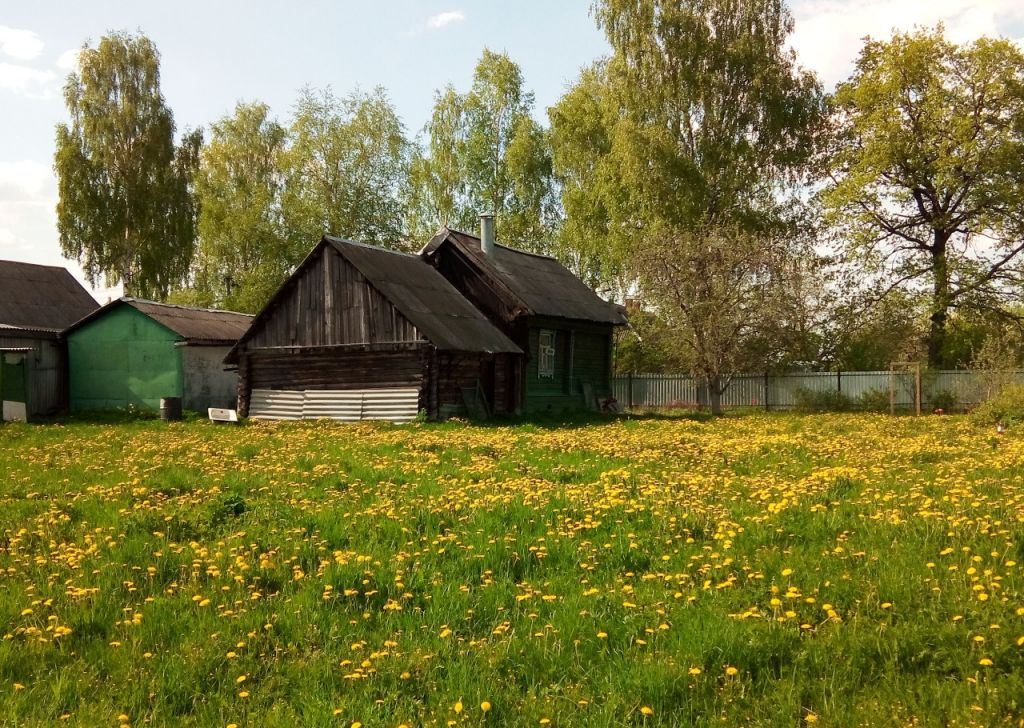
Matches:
[245,245,422,350]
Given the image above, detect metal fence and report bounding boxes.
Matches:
[612,370,1024,411]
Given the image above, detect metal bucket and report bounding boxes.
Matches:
[160,397,182,421]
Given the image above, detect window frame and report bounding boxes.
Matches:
[537,329,556,379]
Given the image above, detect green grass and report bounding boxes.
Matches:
[1,413,1023,727]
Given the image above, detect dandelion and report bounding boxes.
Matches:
[725,666,739,676]
[454,701,463,713]
[640,706,654,716]
[481,701,492,712]
[979,657,993,666]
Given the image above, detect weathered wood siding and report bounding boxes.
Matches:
[246,246,422,349]
[523,320,613,412]
[0,334,66,417]
[430,352,516,416]
[430,245,522,325]
[238,345,427,416]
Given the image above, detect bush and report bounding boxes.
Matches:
[928,389,958,413]
[794,387,853,413]
[856,388,890,413]
[970,384,1024,427]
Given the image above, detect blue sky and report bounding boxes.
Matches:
[2,0,1023,300]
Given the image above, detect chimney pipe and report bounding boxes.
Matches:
[479,213,495,258]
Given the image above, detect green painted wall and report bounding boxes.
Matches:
[524,321,612,412]
[68,305,184,412]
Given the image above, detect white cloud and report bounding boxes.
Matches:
[0,62,56,95]
[0,25,44,61]
[791,0,1024,87]
[55,47,80,72]
[426,11,465,30]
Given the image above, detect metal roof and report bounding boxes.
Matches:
[421,228,628,325]
[0,259,99,333]
[325,237,522,354]
[65,298,253,344]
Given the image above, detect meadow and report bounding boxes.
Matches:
[1,413,1023,727]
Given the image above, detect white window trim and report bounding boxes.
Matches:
[538,329,555,379]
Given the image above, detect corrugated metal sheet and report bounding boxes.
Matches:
[422,228,627,325]
[0,260,98,332]
[613,371,1024,410]
[66,298,253,344]
[250,387,420,422]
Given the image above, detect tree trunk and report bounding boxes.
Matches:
[928,232,951,368]
[709,375,723,416]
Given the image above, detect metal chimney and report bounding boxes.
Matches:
[479,213,495,258]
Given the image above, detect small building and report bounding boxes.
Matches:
[0,260,99,421]
[422,220,628,412]
[65,298,252,413]
[226,237,523,421]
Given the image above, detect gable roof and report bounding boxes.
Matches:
[228,237,522,360]
[0,260,99,335]
[420,228,628,325]
[65,298,253,345]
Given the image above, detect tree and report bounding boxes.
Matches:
[186,101,289,313]
[55,31,201,299]
[550,0,823,278]
[282,87,410,250]
[406,50,556,251]
[821,28,1024,368]
[404,86,471,240]
[633,225,797,414]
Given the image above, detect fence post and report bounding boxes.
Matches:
[764,371,770,412]
[627,372,634,409]
[837,369,842,395]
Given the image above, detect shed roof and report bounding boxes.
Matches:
[0,260,99,334]
[421,228,627,325]
[325,237,521,354]
[65,298,253,345]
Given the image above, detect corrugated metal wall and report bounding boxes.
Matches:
[613,371,1024,410]
[0,334,66,417]
[249,388,420,422]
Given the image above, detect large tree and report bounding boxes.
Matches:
[281,87,410,249]
[821,28,1024,368]
[55,31,201,299]
[550,0,823,279]
[186,101,289,313]
[405,50,556,251]
[550,0,824,396]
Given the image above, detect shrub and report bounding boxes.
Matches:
[856,388,890,413]
[928,389,958,413]
[970,384,1024,427]
[794,387,853,413]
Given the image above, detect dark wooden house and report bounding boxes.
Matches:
[226,237,522,421]
[422,221,628,413]
[0,260,99,421]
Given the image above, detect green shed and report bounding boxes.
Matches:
[422,221,628,413]
[65,298,252,413]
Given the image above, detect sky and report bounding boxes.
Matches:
[2,0,1024,303]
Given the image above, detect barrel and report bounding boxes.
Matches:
[160,397,182,421]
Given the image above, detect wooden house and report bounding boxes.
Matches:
[64,298,252,413]
[0,260,99,421]
[225,237,522,421]
[422,219,628,413]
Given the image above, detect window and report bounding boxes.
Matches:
[538,329,555,379]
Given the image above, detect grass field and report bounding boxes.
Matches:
[1,413,1024,727]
